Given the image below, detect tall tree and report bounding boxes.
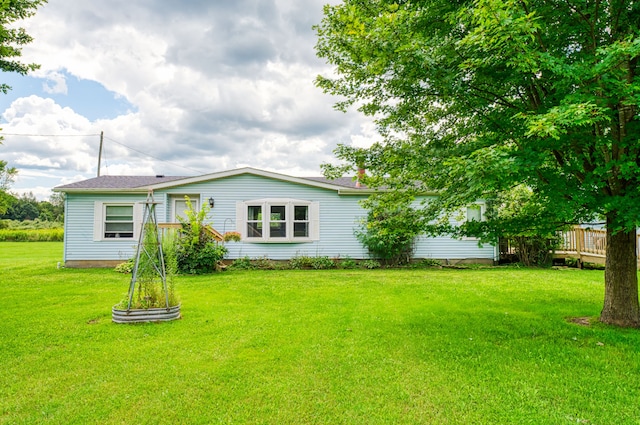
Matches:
[0,0,47,213]
[0,160,16,215]
[316,0,640,326]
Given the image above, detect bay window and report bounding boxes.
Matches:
[237,199,319,242]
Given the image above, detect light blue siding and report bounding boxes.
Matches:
[160,174,369,260]
[63,174,496,263]
[64,193,155,261]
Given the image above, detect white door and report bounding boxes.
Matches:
[172,197,198,222]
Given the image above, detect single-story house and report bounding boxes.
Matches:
[53,167,497,267]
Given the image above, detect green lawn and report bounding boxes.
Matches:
[1,242,639,424]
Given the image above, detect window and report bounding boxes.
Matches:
[293,205,309,237]
[105,205,134,238]
[94,201,142,241]
[466,205,482,222]
[247,205,263,237]
[269,205,287,238]
[237,199,319,242]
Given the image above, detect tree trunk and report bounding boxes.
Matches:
[600,216,640,327]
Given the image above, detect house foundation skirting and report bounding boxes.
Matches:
[67,257,495,269]
[64,260,124,268]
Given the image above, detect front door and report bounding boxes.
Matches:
[172,196,199,222]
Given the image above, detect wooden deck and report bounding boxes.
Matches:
[556,226,640,268]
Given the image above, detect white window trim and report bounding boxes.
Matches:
[236,198,319,243]
[93,201,143,242]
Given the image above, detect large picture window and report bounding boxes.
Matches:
[238,199,319,242]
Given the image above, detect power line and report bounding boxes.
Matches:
[0,133,100,137]
[0,131,207,175]
[104,136,206,175]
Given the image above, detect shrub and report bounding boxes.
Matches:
[413,258,442,268]
[176,241,227,274]
[114,258,134,274]
[229,256,255,270]
[338,256,358,269]
[253,256,281,270]
[360,259,381,269]
[175,197,227,274]
[355,194,423,266]
[289,254,314,270]
[311,256,336,270]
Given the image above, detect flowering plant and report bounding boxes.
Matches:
[223,231,242,242]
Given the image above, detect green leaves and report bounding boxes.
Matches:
[518,102,610,139]
[0,0,46,77]
[316,0,640,234]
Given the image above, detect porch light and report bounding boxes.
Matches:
[208,197,215,208]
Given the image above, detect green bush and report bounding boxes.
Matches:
[355,195,423,266]
[360,259,381,269]
[412,258,442,268]
[229,256,256,270]
[289,254,314,269]
[253,256,281,270]
[177,241,227,274]
[175,197,227,274]
[311,256,336,270]
[114,258,134,274]
[338,257,358,269]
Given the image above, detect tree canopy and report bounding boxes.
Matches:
[0,0,47,212]
[0,0,46,92]
[0,159,16,215]
[316,0,640,326]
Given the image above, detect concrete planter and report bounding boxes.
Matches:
[112,304,181,324]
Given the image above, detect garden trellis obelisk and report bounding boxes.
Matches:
[127,190,169,310]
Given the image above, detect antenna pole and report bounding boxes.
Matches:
[97,131,104,177]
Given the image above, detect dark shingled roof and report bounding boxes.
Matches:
[55,175,188,190]
[54,174,364,191]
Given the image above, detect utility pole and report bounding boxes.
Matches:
[97,131,104,177]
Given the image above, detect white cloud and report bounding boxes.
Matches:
[3,0,374,199]
[33,70,68,95]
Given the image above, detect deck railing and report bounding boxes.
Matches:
[158,223,224,242]
[557,226,640,266]
[558,227,607,256]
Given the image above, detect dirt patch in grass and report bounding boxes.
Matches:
[568,316,591,327]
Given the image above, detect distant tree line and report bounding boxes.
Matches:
[0,192,64,222]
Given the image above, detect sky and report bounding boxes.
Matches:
[0,0,378,200]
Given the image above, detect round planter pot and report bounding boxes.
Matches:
[112,304,181,324]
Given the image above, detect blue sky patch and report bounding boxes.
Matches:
[0,69,136,122]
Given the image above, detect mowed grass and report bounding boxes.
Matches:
[1,243,640,424]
